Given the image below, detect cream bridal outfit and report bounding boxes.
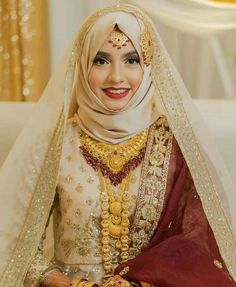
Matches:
[0,3,236,287]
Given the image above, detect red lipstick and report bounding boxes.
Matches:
[103,87,130,99]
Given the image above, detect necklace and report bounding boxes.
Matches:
[79,129,148,185]
[78,129,149,276]
[98,170,131,276]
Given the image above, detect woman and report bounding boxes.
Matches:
[0,3,236,287]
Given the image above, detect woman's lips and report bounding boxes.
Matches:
[103,88,130,99]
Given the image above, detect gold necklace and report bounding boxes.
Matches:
[99,170,131,276]
[79,129,148,185]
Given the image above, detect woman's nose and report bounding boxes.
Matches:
[108,63,124,83]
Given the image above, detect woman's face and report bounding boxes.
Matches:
[88,31,143,111]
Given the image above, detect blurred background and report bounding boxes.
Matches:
[0,0,235,101]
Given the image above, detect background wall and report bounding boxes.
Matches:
[48,0,236,99]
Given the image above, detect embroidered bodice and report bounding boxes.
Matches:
[53,119,142,283]
[24,116,173,286]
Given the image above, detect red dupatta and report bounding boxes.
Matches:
[115,126,236,287]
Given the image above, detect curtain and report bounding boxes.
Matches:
[0,0,49,101]
[48,0,236,99]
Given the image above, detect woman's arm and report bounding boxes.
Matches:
[23,201,70,287]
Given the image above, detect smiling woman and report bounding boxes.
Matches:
[0,3,236,287]
[88,32,143,111]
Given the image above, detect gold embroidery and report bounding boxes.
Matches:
[214,260,223,269]
[64,175,73,184]
[129,117,173,257]
[79,164,86,172]
[66,155,72,161]
[62,227,100,258]
[76,183,83,192]
[87,175,95,184]
[75,208,81,217]
[130,174,137,184]
[66,218,72,226]
[69,136,74,144]
[1,111,64,286]
[66,196,72,206]
[119,266,130,276]
[86,197,94,206]
[168,221,172,229]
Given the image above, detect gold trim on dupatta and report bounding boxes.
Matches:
[0,111,65,287]
[129,116,173,258]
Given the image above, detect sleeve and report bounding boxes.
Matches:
[23,204,61,287]
[115,142,236,287]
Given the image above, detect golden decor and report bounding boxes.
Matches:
[0,0,49,101]
[140,28,153,66]
[109,30,129,49]
[99,170,131,275]
[70,277,98,287]
[101,275,131,287]
[79,128,148,185]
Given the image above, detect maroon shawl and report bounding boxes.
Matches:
[115,139,236,287]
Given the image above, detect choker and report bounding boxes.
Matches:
[79,129,148,186]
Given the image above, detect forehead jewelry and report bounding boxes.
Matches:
[108,30,129,49]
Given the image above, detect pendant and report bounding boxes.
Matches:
[108,154,124,172]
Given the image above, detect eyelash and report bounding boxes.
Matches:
[125,57,140,64]
[93,56,140,66]
[93,58,109,66]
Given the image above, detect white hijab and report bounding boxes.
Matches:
[74,12,159,143]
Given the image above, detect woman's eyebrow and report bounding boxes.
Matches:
[95,51,110,58]
[123,51,139,58]
[95,50,139,59]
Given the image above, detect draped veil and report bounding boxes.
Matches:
[0,3,236,287]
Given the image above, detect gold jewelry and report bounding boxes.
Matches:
[140,28,153,66]
[99,170,131,275]
[102,275,131,287]
[79,128,148,185]
[70,277,87,287]
[108,30,129,49]
[85,282,99,287]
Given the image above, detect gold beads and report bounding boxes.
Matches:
[98,170,131,274]
[108,222,122,238]
[110,202,122,215]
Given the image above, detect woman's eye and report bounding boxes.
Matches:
[93,58,109,66]
[126,57,140,64]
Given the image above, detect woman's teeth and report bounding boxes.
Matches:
[106,89,127,94]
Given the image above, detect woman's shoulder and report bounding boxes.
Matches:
[151,115,185,167]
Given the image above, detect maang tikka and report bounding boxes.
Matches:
[108,27,153,66]
[108,30,129,49]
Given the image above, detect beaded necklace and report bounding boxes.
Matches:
[99,171,131,276]
[79,129,148,276]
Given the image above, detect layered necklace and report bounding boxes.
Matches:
[79,128,148,276]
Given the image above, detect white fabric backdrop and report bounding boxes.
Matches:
[48,0,236,99]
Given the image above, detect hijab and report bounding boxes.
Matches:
[74,11,159,143]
